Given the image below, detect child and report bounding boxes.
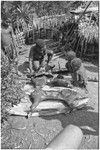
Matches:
[71,58,88,92]
[65,50,76,73]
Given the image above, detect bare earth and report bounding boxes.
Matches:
[2,44,99,149]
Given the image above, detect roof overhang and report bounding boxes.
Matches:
[70,7,98,15]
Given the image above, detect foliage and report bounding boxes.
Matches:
[1,50,10,78]
[1,1,98,23]
[78,1,99,44]
[78,21,98,44]
[1,51,24,124]
[1,1,35,27]
[1,1,84,24]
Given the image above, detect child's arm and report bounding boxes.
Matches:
[29,47,34,74]
[77,69,88,92]
[65,62,73,73]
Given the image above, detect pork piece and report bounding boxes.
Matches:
[30,88,88,113]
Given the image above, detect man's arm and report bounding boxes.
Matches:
[47,50,53,63]
[39,54,48,71]
[29,57,33,74]
[77,70,88,92]
[29,47,34,74]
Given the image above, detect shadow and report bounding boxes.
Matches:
[83,57,99,67]
[41,110,99,136]
[18,61,29,74]
[91,59,99,67]
[52,70,69,76]
[84,66,98,73]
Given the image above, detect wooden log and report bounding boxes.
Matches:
[46,124,83,150]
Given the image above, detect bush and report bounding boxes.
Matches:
[78,20,98,44]
[1,50,10,78]
[1,51,24,124]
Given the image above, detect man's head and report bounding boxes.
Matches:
[71,58,82,71]
[36,39,46,48]
[1,21,8,28]
[62,21,64,25]
[66,50,76,61]
[36,39,46,54]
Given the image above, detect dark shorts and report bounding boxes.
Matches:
[3,44,14,60]
[31,58,44,72]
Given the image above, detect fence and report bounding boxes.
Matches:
[13,14,70,47]
[15,32,25,47]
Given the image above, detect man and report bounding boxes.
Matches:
[1,21,16,62]
[29,39,54,75]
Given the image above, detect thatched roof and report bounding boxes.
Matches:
[70,6,98,15]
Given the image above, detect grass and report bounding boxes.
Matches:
[78,19,98,44]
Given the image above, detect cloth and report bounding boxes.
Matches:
[4,44,14,60]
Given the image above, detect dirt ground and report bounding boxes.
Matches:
[1,43,99,149]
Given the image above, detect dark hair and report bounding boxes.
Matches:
[71,58,82,71]
[66,50,76,61]
[62,21,64,24]
[1,22,8,28]
[36,39,45,48]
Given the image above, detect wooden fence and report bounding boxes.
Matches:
[13,14,69,47]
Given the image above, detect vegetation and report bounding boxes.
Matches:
[1,1,84,28]
[1,1,99,124]
[1,50,24,124]
[1,2,99,149]
[78,16,98,44]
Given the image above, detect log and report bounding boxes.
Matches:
[46,124,83,150]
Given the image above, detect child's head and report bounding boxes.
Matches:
[66,50,76,62]
[71,58,82,71]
